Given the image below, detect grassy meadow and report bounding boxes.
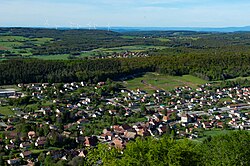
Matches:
[0,106,14,116]
[31,54,70,60]
[122,72,207,93]
[0,36,53,57]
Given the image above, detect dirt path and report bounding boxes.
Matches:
[172,79,197,87]
[0,46,8,50]
[141,80,160,90]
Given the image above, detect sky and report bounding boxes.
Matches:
[1,0,250,27]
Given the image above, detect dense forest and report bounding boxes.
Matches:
[1,52,250,85]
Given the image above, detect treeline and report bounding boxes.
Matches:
[40,131,250,166]
[124,31,250,48]
[1,52,250,85]
[0,58,154,85]
[155,53,250,80]
[122,30,209,38]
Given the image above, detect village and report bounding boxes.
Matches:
[0,79,250,165]
[87,51,149,59]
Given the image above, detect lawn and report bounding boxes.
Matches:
[196,129,250,141]
[24,100,53,110]
[227,76,250,81]
[31,147,61,154]
[203,130,233,137]
[0,106,14,116]
[123,72,207,93]
[0,85,21,91]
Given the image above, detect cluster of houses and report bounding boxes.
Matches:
[90,51,149,59]
[0,81,250,165]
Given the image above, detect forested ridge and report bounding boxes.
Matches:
[1,52,250,85]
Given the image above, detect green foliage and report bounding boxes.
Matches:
[86,144,121,165]
[44,155,54,166]
[68,156,86,166]
[199,131,250,166]
[55,160,68,166]
[0,155,3,166]
[83,131,249,166]
[38,153,46,163]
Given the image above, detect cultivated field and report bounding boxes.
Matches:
[31,54,70,60]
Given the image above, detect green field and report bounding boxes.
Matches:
[196,130,250,141]
[0,106,14,116]
[0,36,29,50]
[123,72,207,93]
[121,35,137,39]
[156,38,171,42]
[0,36,53,57]
[228,76,250,81]
[32,54,70,60]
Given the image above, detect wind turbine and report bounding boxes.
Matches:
[87,23,92,30]
[54,24,59,30]
[44,18,50,27]
[106,23,111,31]
[76,23,81,29]
[93,23,97,30]
[69,22,74,29]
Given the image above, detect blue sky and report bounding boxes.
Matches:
[1,0,250,27]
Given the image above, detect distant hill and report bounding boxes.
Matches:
[0,28,162,55]
[107,26,250,33]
